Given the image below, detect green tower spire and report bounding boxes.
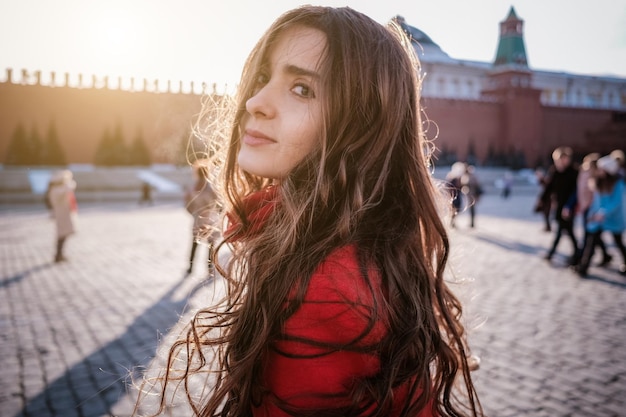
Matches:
[494,6,529,67]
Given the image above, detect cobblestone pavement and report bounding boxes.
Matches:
[1,193,625,417]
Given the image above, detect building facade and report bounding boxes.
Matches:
[0,6,624,167]
[397,7,625,167]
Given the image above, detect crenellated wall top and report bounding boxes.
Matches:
[0,67,231,95]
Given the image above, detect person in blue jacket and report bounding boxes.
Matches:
[575,154,626,276]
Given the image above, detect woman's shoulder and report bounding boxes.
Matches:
[316,245,360,272]
[286,244,385,347]
[306,245,380,305]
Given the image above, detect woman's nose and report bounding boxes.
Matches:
[245,85,276,119]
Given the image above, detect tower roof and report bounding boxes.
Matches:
[393,15,454,63]
[506,6,519,20]
[394,15,438,46]
[494,6,529,68]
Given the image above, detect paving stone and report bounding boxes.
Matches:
[1,195,625,416]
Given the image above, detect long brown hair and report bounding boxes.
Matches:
[141,6,482,417]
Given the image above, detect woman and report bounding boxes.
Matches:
[576,153,611,266]
[47,169,77,262]
[140,6,482,417]
[576,155,626,276]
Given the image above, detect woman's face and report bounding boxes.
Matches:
[238,26,326,179]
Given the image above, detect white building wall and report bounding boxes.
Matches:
[421,60,488,100]
[418,53,626,110]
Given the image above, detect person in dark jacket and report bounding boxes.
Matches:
[542,146,580,264]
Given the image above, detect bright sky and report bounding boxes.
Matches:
[1,0,625,93]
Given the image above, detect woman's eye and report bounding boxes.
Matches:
[256,72,269,85]
[292,83,315,98]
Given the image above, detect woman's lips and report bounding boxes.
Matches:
[243,130,276,146]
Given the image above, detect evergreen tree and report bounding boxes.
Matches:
[111,123,128,165]
[129,129,151,166]
[94,124,130,166]
[485,143,498,167]
[4,123,29,165]
[466,139,478,165]
[24,125,43,165]
[42,121,67,166]
[513,153,521,168]
[173,132,189,166]
[94,127,114,166]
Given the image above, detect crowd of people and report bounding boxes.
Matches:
[536,146,626,277]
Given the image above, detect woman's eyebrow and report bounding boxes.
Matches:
[283,64,320,79]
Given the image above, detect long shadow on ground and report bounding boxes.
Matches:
[470,231,545,256]
[14,274,210,417]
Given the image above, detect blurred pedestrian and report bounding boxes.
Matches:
[44,178,53,211]
[542,146,580,264]
[575,154,626,276]
[533,167,552,232]
[576,153,611,266]
[610,149,625,178]
[184,161,219,275]
[446,161,465,228]
[47,170,77,263]
[500,171,513,199]
[138,181,153,205]
[460,164,483,228]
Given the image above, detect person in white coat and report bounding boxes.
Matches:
[47,170,77,262]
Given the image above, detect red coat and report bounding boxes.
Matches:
[231,188,434,416]
[254,245,386,416]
